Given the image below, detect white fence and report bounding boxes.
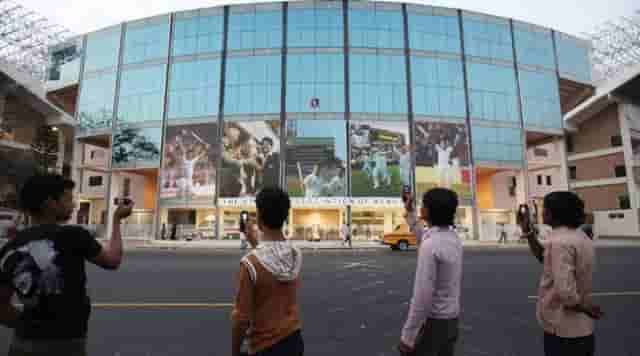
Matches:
[594,209,640,238]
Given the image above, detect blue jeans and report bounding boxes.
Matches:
[253,330,304,356]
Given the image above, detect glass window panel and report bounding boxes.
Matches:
[228,7,283,51]
[168,59,221,120]
[84,27,121,73]
[219,121,281,197]
[349,53,407,115]
[514,24,555,70]
[112,126,162,168]
[471,125,523,164]
[556,34,591,83]
[285,120,347,197]
[519,69,562,130]
[117,65,167,124]
[288,6,343,48]
[466,62,518,124]
[224,55,281,115]
[463,14,513,62]
[172,12,223,56]
[411,56,466,118]
[408,11,461,54]
[78,73,117,130]
[349,7,404,49]
[123,19,170,65]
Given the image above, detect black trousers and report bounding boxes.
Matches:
[253,330,304,356]
[544,333,594,356]
[414,318,459,356]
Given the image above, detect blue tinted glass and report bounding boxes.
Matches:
[288,6,343,48]
[513,25,555,70]
[556,34,591,83]
[84,27,121,73]
[228,8,283,51]
[519,69,562,130]
[411,56,466,117]
[287,53,345,113]
[78,73,117,129]
[463,15,513,62]
[168,59,220,119]
[466,62,519,123]
[408,12,461,54]
[349,54,407,115]
[471,125,523,164]
[349,7,404,49]
[123,19,170,64]
[117,65,167,123]
[225,55,281,115]
[173,13,224,56]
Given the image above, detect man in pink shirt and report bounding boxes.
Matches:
[398,188,463,356]
[519,191,603,356]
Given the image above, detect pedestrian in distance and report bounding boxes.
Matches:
[498,223,508,244]
[518,192,603,356]
[0,174,133,356]
[342,222,352,248]
[231,187,304,356]
[398,188,463,356]
[160,223,167,240]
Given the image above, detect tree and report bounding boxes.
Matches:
[112,127,160,166]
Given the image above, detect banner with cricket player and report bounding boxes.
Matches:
[414,120,472,204]
[350,121,410,197]
[285,120,347,198]
[219,120,281,198]
[160,123,220,203]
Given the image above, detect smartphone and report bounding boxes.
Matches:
[401,184,412,203]
[114,197,132,206]
[239,210,249,234]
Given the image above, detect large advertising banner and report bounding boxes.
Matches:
[350,121,410,197]
[286,120,347,198]
[112,127,162,169]
[219,121,281,198]
[624,104,640,165]
[160,123,219,203]
[414,121,472,203]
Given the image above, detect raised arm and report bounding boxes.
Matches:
[90,201,133,270]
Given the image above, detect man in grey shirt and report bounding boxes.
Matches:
[399,188,463,356]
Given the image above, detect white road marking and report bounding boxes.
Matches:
[15,303,233,309]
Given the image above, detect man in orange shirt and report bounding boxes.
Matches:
[231,187,303,356]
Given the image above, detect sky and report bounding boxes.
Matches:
[19,0,638,38]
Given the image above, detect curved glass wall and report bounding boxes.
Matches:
[71,2,592,241]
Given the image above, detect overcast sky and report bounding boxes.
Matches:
[19,0,638,37]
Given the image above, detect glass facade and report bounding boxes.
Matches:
[78,72,117,130]
[172,9,224,56]
[117,65,167,125]
[349,3,404,49]
[228,4,283,51]
[123,17,171,65]
[71,2,591,241]
[287,53,345,113]
[224,55,281,116]
[350,54,407,116]
[407,6,461,54]
[555,33,591,84]
[168,59,221,120]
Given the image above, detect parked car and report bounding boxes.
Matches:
[382,224,416,251]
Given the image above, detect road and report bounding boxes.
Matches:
[1,247,639,356]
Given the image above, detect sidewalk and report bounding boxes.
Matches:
[118,236,640,251]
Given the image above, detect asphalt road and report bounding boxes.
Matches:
[1,247,639,356]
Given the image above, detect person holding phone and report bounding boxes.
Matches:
[231,188,303,356]
[0,174,133,356]
[518,192,603,356]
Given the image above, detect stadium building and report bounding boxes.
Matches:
[45,0,595,241]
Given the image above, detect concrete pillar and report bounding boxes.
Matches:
[55,125,65,174]
[557,137,570,191]
[0,90,6,127]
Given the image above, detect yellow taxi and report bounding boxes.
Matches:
[382,223,417,251]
